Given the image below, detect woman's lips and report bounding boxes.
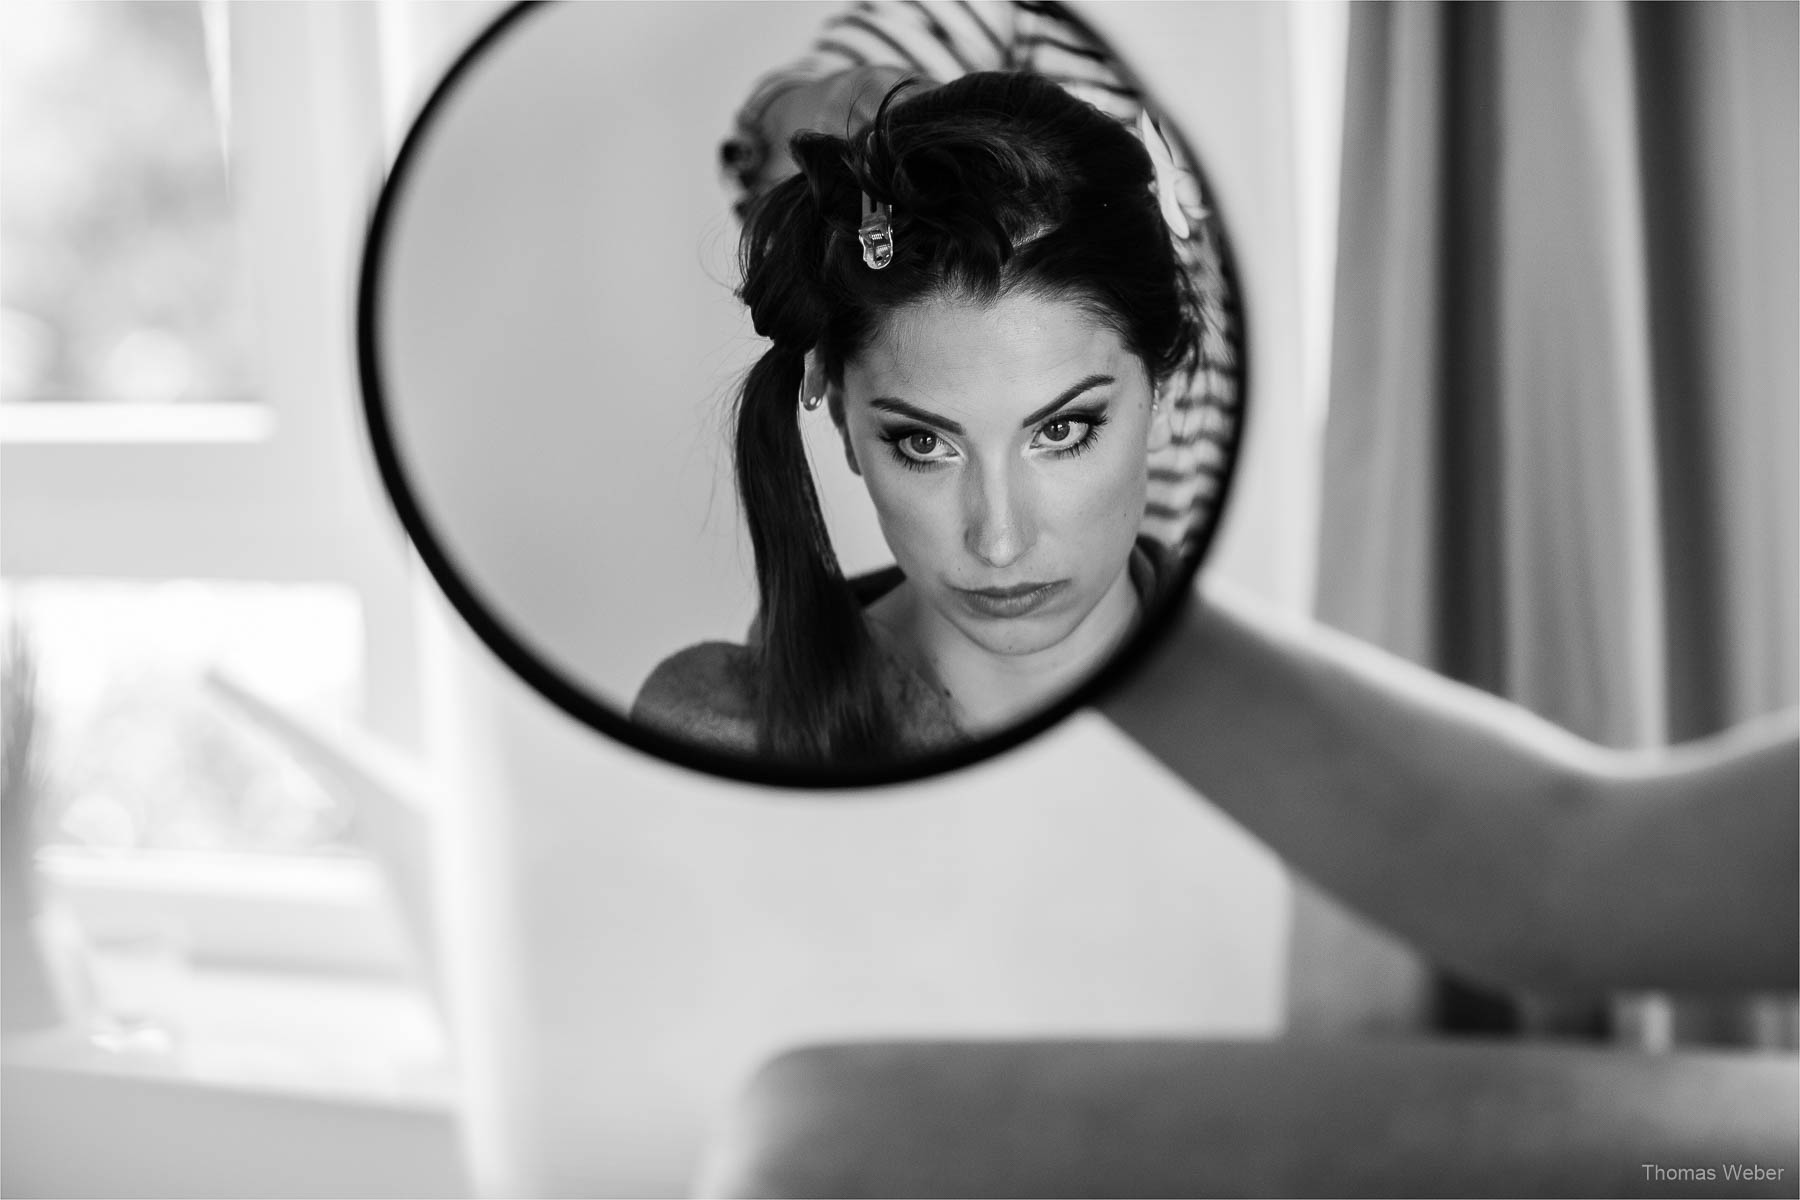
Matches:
[952,579,1070,619]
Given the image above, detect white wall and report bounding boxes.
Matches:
[378,3,810,709]
[385,3,1324,1195]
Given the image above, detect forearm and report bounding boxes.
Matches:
[1561,712,1798,992]
[1101,580,1799,994]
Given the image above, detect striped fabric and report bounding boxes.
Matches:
[724,0,1244,558]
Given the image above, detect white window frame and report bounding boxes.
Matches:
[1,3,425,976]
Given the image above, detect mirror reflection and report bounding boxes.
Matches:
[361,1,1244,782]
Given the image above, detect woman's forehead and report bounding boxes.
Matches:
[847,292,1140,418]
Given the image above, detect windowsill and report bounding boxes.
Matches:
[37,847,414,978]
[40,845,380,899]
[0,401,274,444]
[3,964,456,1112]
[7,854,462,1194]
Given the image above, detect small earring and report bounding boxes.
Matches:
[801,392,824,412]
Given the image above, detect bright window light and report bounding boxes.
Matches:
[3,579,364,857]
[0,1,259,405]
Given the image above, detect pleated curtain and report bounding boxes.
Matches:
[1301,0,1798,1047]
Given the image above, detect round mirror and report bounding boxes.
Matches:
[358,0,1247,788]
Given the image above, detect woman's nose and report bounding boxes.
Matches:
[963,462,1034,568]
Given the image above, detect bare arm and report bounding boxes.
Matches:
[1101,580,1799,995]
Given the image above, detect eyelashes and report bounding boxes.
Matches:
[879,409,1111,473]
[883,430,950,472]
[1034,413,1108,458]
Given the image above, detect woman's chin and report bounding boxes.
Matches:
[949,610,1088,659]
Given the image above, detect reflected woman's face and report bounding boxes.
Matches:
[837,291,1162,660]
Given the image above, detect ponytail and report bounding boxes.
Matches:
[734,345,892,760]
[735,164,897,761]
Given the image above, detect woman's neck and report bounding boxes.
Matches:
[874,565,1142,735]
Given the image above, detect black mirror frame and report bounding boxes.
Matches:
[355,0,1250,790]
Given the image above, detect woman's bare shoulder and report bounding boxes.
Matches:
[631,642,760,754]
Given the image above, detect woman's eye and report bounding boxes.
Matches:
[1034,417,1093,448]
[895,430,951,463]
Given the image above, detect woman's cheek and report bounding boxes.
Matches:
[1058,441,1148,537]
[863,468,949,568]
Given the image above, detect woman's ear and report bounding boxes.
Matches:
[1148,383,1173,452]
[805,352,859,475]
[828,380,860,475]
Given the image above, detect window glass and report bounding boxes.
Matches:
[0,1,258,404]
[3,580,364,856]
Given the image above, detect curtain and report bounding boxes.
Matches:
[1304,0,1798,1046]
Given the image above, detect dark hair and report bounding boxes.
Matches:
[734,71,1200,763]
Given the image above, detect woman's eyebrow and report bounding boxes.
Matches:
[869,374,1116,435]
[869,398,966,435]
[1018,374,1115,428]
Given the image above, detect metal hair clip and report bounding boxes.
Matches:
[858,192,894,270]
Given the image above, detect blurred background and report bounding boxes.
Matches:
[1,2,1792,1197]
